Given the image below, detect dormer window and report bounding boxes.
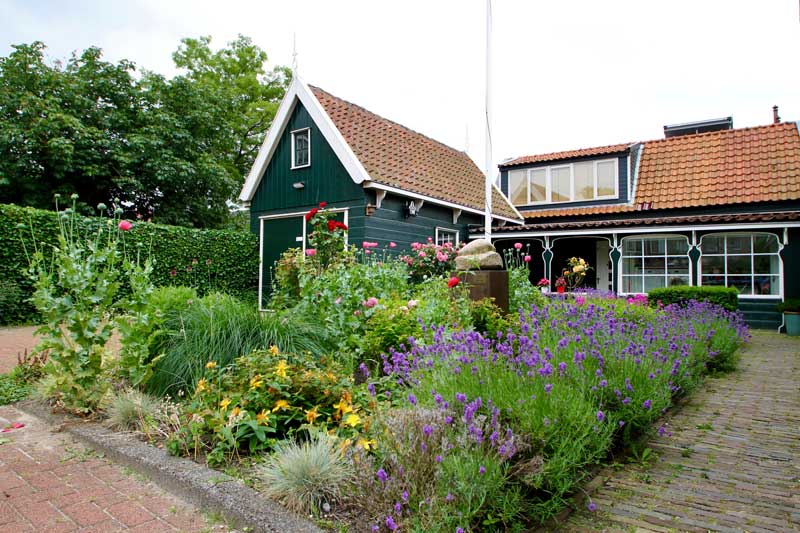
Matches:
[508,159,618,206]
[291,128,310,169]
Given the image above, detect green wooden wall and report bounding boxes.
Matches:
[363,193,481,249]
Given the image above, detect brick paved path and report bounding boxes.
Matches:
[0,405,227,532]
[0,326,39,374]
[562,331,800,532]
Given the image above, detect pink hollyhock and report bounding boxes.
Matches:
[514,242,522,250]
[447,276,460,288]
[524,255,531,262]
[305,248,317,257]
[365,250,371,255]
[118,220,132,231]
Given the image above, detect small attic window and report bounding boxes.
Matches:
[291,128,310,169]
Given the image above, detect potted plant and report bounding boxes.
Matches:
[776,298,800,336]
[537,278,550,293]
[555,276,567,294]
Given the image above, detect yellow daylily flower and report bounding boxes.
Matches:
[205,361,217,369]
[231,407,241,417]
[344,413,362,428]
[256,410,270,425]
[305,406,320,424]
[357,438,377,451]
[269,345,280,356]
[272,399,291,412]
[249,375,263,390]
[196,378,209,393]
[333,399,353,417]
[274,360,289,378]
[219,398,231,411]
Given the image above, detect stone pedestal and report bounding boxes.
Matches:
[457,270,510,314]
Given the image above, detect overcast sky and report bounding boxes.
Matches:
[3,0,799,174]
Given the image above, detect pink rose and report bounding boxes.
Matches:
[436,252,448,262]
[514,242,522,250]
[418,251,425,257]
[118,220,132,231]
[305,248,317,257]
[389,242,397,248]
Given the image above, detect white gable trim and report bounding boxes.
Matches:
[239,77,372,202]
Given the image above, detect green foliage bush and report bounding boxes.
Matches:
[0,203,258,325]
[170,348,373,466]
[647,285,739,312]
[145,292,329,397]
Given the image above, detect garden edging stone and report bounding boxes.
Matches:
[16,399,322,533]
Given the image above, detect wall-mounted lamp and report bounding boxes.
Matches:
[292,181,305,190]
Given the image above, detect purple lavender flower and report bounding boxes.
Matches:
[588,501,597,512]
[407,393,417,406]
[599,379,608,388]
[435,454,443,463]
[456,528,465,533]
[376,468,388,483]
[643,399,652,410]
[385,516,398,530]
[446,492,454,502]
[596,411,605,422]
[367,383,376,396]
[358,362,370,378]
[622,397,631,405]
[371,526,379,532]
[422,424,433,437]
[544,383,553,394]
[479,465,486,475]
[402,490,409,502]
[455,392,467,403]
[394,502,402,513]
[619,420,625,427]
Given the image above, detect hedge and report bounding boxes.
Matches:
[0,203,259,325]
[647,285,739,312]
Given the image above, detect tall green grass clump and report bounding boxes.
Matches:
[146,292,328,396]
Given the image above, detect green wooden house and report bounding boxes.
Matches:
[239,76,522,308]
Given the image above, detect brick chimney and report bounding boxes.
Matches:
[773,105,781,124]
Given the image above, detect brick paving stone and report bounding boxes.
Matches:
[0,405,229,532]
[560,331,800,532]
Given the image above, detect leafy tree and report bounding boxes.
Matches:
[0,37,289,228]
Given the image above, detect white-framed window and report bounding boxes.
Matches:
[621,236,690,294]
[435,227,459,246]
[507,158,618,206]
[291,128,310,169]
[699,233,780,297]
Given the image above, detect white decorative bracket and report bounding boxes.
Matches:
[375,190,386,209]
[452,208,462,224]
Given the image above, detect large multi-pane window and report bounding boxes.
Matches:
[507,159,617,206]
[621,236,690,293]
[700,233,780,296]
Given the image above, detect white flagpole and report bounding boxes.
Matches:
[484,0,493,241]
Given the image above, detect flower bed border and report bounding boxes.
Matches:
[16,399,321,533]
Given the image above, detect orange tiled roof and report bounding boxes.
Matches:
[310,86,521,221]
[501,142,632,167]
[519,122,800,220]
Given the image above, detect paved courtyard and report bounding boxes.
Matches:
[0,326,39,374]
[563,331,800,532]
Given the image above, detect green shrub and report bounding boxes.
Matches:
[509,266,546,313]
[776,298,800,313]
[0,370,31,405]
[469,297,512,338]
[0,203,258,325]
[258,432,352,516]
[145,292,329,397]
[647,285,739,312]
[169,348,373,465]
[359,299,422,364]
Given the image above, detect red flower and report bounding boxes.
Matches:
[327,220,337,231]
[118,220,132,231]
[319,201,327,208]
[447,276,460,288]
[338,222,348,230]
[305,208,319,221]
